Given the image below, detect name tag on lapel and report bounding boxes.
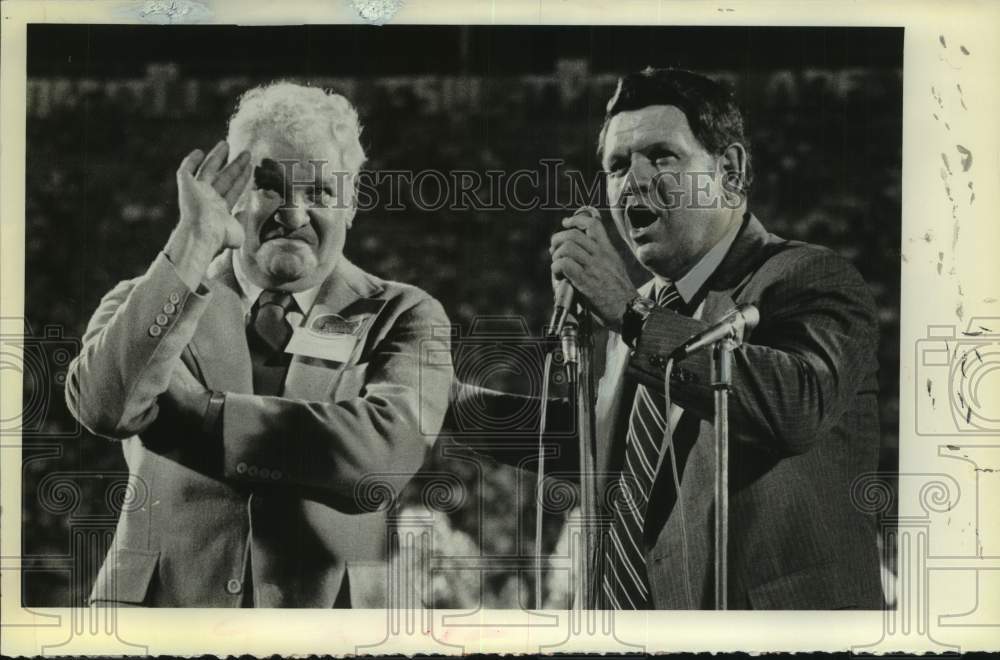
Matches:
[285,299,384,363]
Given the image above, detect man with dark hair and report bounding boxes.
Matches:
[458,67,883,609]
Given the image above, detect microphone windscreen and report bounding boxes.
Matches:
[737,303,760,331]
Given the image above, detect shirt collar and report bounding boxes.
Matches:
[654,215,742,304]
[231,250,321,317]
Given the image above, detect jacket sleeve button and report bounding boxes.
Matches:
[271,470,282,481]
[235,462,248,474]
[155,313,170,326]
[162,302,177,315]
[169,292,181,304]
[248,465,259,477]
[259,468,270,479]
[225,578,242,595]
[148,325,162,337]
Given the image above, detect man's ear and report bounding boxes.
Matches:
[719,142,748,204]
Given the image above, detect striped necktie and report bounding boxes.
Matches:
[602,283,682,609]
[247,290,296,396]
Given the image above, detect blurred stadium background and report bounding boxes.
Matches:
[20,25,902,607]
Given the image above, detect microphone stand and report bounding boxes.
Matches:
[681,303,756,611]
[566,311,599,611]
[711,334,736,611]
[540,303,599,611]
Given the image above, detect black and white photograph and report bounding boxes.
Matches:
[2,0,998,655]
[19,20,903,611]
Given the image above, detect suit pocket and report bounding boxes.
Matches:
[333,363,369,402]
[89,547,159,606]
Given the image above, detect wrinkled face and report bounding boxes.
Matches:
[233,134,355,292]
[602,105,740,280]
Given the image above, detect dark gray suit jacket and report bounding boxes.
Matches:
[66,251,453,607]
[452,214,883,609]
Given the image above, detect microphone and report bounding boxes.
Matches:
[676,304,760,357]
[559,320,579,382]
[547,276,575,338]
[546,206,601,337]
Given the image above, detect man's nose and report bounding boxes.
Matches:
[274,193,311,229]
[625,154,657,195]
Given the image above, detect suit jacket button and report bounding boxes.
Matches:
[225,578,242,595]
[148,325,162,337]
[162,302,177,315]
[248,465,259,477]
[236,462,248,474]
[169,292,181,305]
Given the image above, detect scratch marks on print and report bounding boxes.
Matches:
[928,34,983,321]
[117,0,214,23]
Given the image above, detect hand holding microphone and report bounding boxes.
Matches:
[549,206,638,334]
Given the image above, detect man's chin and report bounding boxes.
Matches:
[633,243,660,267]
[633,244,672,279]
[256,248,318,288]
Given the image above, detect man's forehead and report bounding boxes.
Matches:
[606,105,690,148]
[250,134,342,171]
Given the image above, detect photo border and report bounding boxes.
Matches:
[2,0,998,654]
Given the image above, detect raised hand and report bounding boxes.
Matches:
[165,141,252,290]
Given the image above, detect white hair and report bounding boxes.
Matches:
[226,81,366,174]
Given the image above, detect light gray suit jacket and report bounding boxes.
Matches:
[66,251,453,607]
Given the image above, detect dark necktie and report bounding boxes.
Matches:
[602,283,683,609]
[246,290,295,396]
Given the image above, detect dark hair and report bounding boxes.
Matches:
[598,67,753,192]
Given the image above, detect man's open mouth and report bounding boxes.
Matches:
[625,204,660,230]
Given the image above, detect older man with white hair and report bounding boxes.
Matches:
[66,82,453,608]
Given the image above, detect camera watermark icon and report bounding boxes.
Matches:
[915,317,1000,435]
[422,316,574,438]
[0,318,80,437]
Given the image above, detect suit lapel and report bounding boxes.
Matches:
[699,213,774,295]
[282,258,386,401]
[700,290,740,326]
[189,252,254,394]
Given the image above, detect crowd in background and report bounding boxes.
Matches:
[21,63,901,606]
